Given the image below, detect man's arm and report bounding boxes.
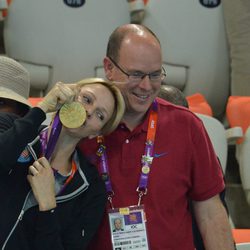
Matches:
[193,194,235,250]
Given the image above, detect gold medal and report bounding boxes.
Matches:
[59,102,86,128]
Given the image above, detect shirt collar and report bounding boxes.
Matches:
[119,101,156,133]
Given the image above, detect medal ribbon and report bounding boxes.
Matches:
[39,112,76,194]
[44,112,62,160]
[97,100,158,207]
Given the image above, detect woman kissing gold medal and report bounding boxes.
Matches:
[59,101,86,128]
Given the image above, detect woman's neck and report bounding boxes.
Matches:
[48,127,79,175]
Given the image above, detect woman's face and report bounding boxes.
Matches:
[66,83,115,138]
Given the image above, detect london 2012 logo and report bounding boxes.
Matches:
[64,0,85,8]
[199,0,221,8]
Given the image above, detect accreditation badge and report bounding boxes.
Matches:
[108,205,149,250]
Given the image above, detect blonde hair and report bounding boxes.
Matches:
[74,77,125,135]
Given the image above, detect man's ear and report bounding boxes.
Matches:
[103,57,113,80]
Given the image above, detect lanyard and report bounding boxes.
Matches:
[97,101,158,208]
[39,112,77,193]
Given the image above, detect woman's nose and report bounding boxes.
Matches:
[86,108,93,118]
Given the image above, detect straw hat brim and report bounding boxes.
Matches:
[0,86,32,108]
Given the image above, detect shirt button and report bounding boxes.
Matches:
[125,139,129,144]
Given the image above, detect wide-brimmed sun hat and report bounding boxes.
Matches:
[0,56,31,108]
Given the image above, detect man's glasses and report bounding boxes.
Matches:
[108,57,166,83]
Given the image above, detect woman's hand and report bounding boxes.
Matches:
[37,82,77,113]
[27,157,57,211]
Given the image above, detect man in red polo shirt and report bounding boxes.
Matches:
[79,24,234,250]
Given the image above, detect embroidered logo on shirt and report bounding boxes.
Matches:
[153,152,167,158]
[17,148,32,163]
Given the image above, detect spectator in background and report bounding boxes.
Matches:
[158,84,189,108]
[0,56,31,116]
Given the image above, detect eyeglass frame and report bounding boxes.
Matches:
[108,57,166,83]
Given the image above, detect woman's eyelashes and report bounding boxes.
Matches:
[96,110,104,121]
[82,95,91,104]
[81,95,105,122]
